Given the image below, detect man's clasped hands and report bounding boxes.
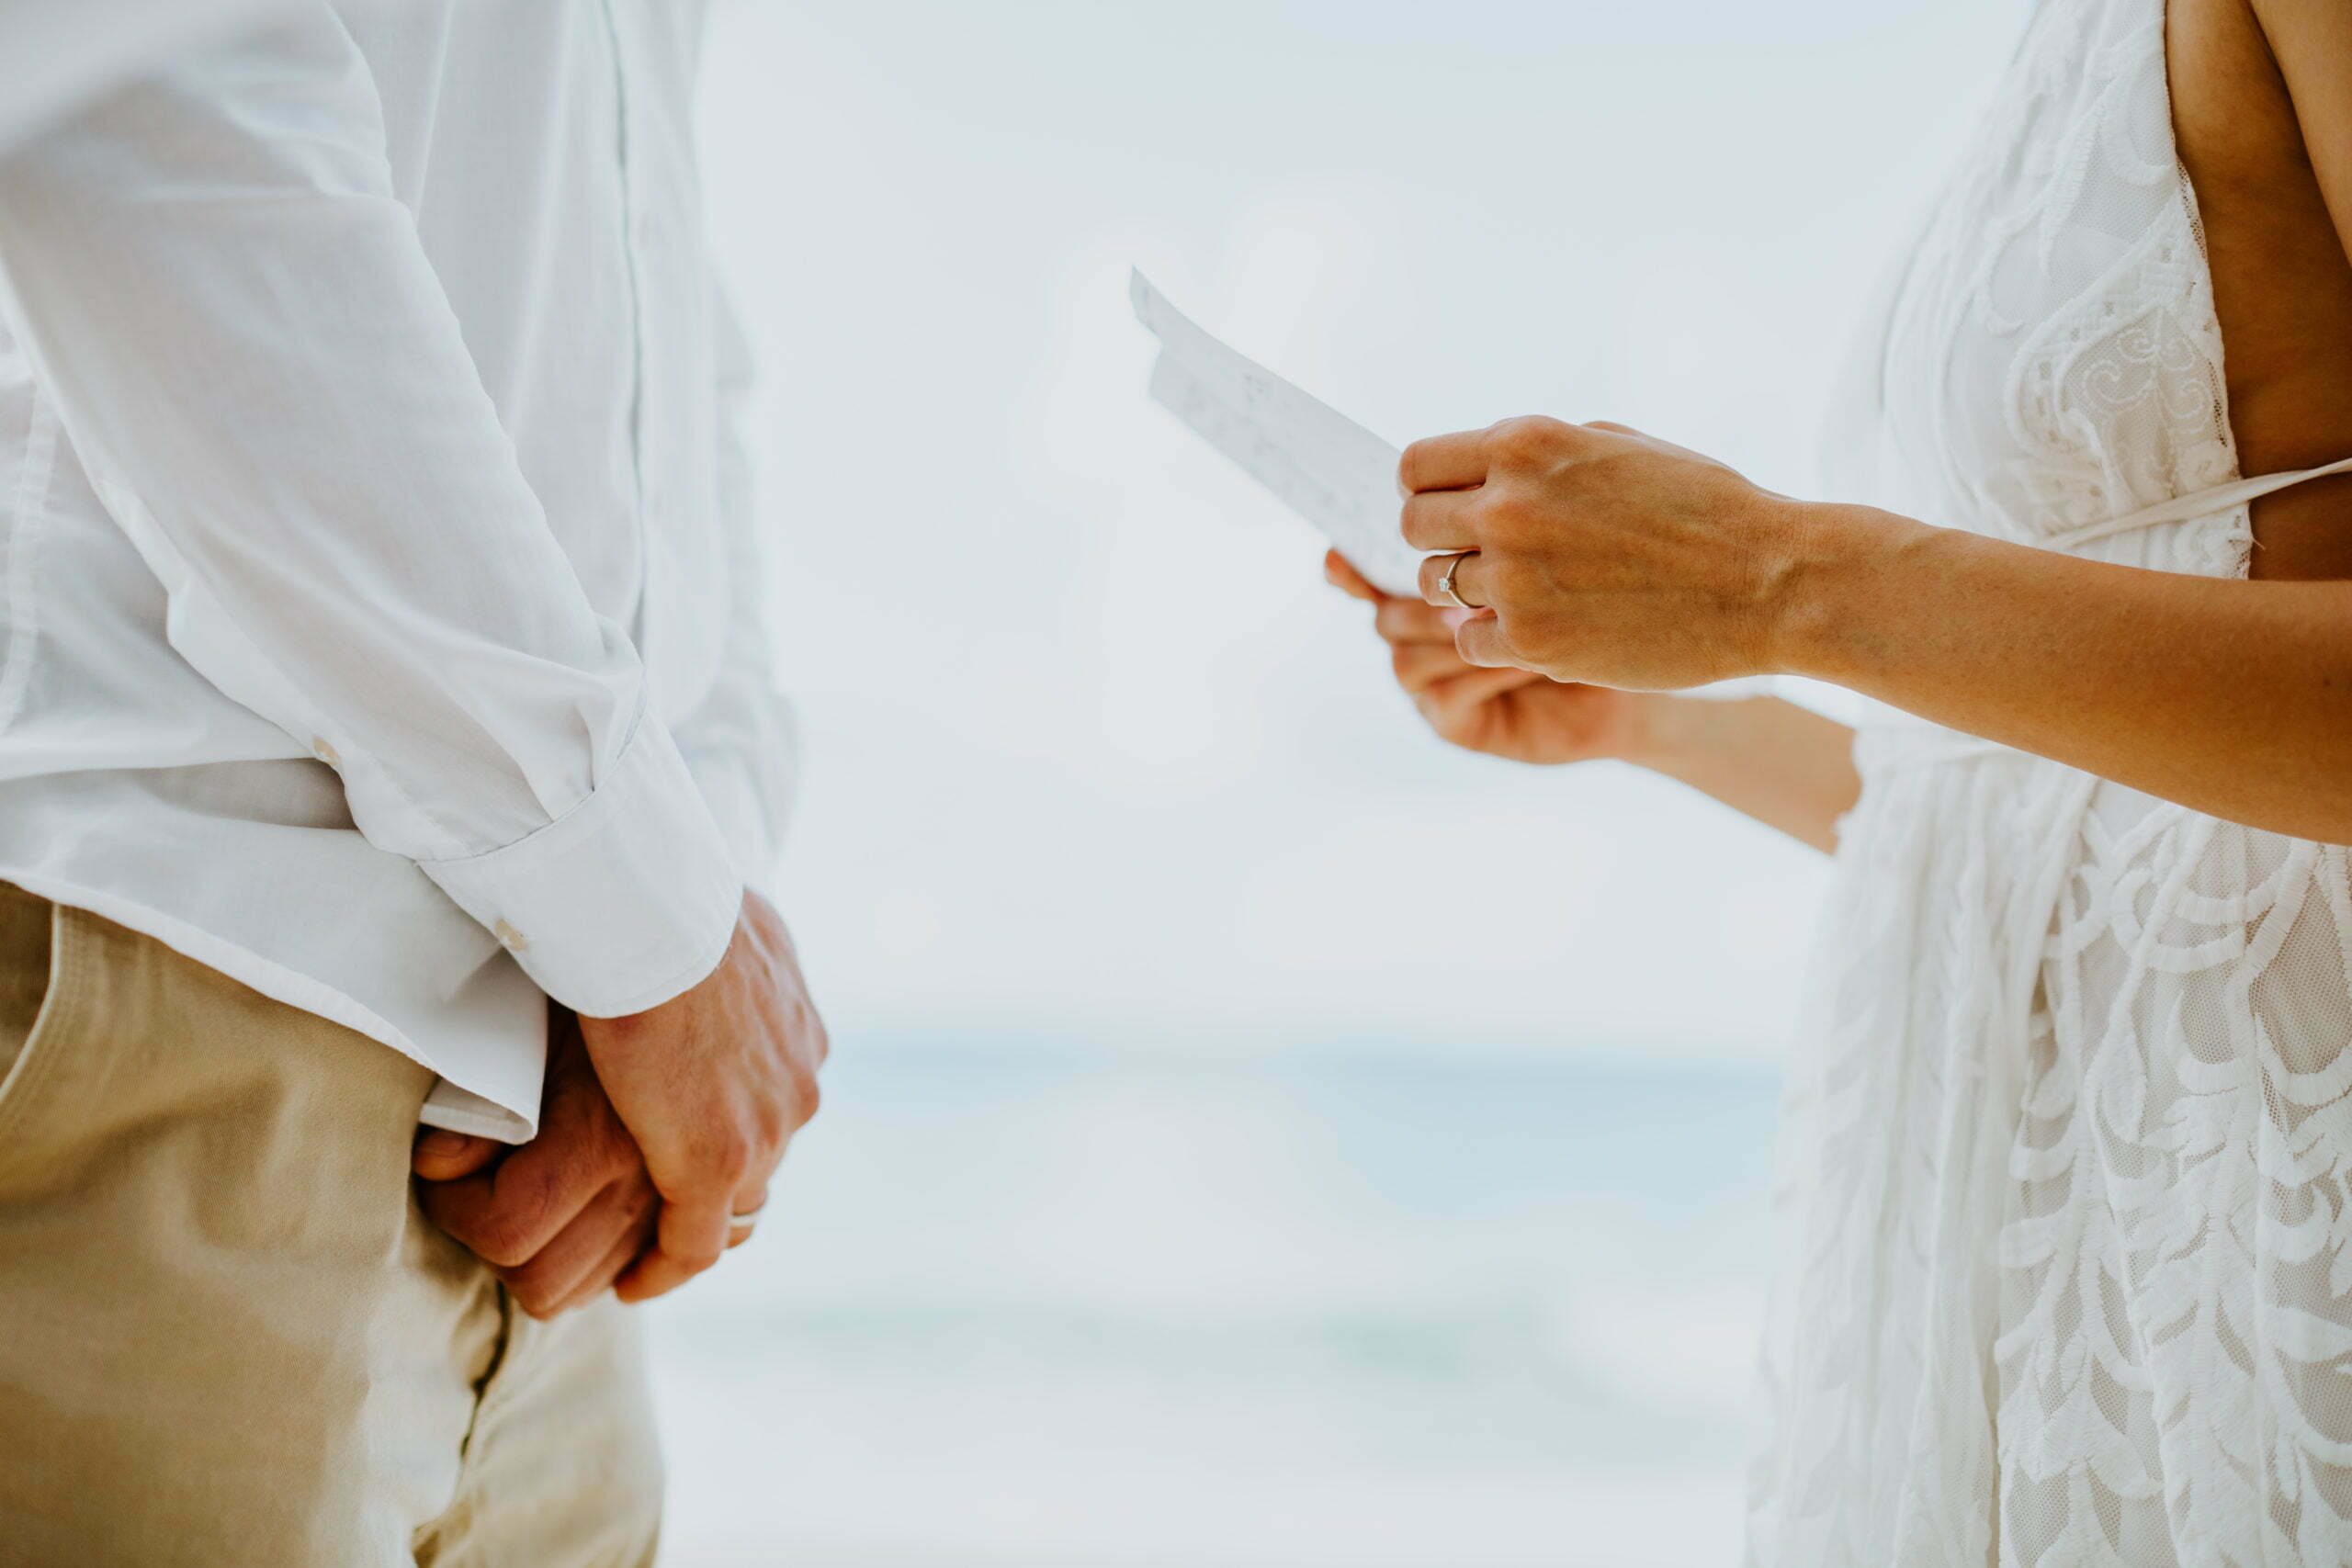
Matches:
[411,890,827,1316]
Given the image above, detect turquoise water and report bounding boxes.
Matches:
[650,1035,1781,1566]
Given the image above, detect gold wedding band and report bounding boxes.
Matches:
[1436,551,1481,610]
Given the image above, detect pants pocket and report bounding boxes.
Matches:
[0,886,81,1168]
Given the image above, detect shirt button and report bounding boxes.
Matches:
[310,737,340,765]
[492,919,528,953]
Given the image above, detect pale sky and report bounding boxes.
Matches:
[695,0,2033,1058]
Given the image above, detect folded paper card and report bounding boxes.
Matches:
[1130,270,1426,599]
[1130,268,1776,702]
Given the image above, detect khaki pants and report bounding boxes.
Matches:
[0,884,663,1567]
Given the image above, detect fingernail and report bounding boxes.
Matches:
[417,1129,472,1157]
[1442,607,1474,629]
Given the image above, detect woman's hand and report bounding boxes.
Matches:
[1325,550,1655,765]
[1330,545,1862,853]
[1398,416,1816,689]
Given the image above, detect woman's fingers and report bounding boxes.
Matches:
[1390,640,1483,693]
[1373,597,1464,648]
[1417,549,1491,609]
[1399,488,1480,552]
[1323,550,1381,603]
[1416,665,1546,731]
[1397,429,1491,494]
[1453,609,1515,669]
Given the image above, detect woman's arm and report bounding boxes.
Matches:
[1628,692,1860,856]
[1393,0,2352,843]
[1400,420,2352,846]
[1779,513,2352,842]
[1328,552,1858,853]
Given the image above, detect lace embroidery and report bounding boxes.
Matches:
[1747,2,2352,1563]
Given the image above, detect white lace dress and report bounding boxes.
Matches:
[1747,1,2352,1563]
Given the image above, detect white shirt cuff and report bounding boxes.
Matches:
[419,716,743,1017]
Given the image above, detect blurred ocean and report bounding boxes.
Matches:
[649,1035,1781,1567]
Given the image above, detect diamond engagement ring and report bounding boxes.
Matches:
[1436,551,1480,610]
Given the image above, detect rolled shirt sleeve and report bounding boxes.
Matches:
[418,714,741,1018]
[0,7,741,1015]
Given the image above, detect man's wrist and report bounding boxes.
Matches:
[420,717,744,1019]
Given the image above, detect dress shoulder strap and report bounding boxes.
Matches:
[2045,455,2352,549]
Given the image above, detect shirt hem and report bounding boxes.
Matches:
[0,866,542,1139]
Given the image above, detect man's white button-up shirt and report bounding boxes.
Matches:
[0,0,797,1139]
